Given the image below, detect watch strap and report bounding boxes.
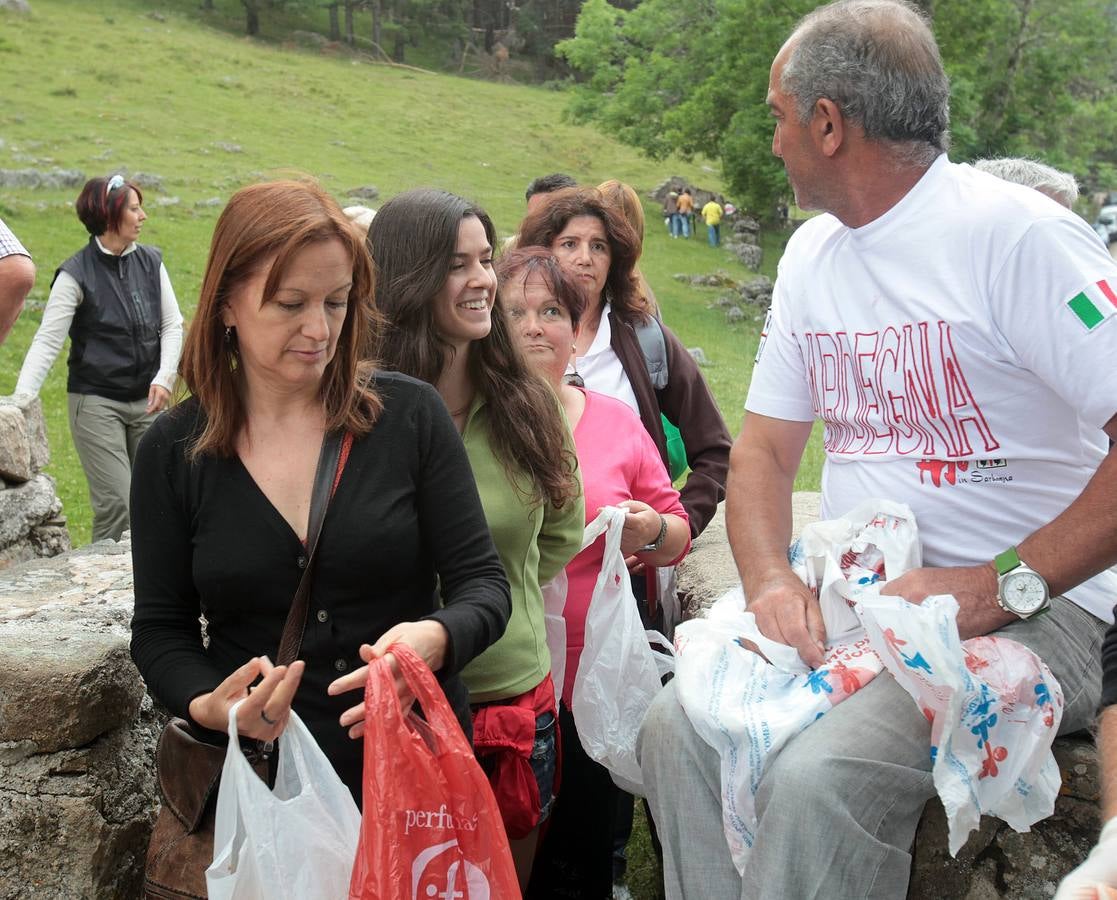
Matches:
[994,546,1022,576]
[640,514,668,553]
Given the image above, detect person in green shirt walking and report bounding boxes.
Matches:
[368,189,584,892]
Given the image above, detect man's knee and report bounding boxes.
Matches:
[637,681,687,766]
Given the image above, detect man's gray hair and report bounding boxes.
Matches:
[782,0,950,165]
[972,157,1079,209]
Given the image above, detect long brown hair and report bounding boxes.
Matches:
[368,188,579,510]
[516,186,647,324]
[597,178,659,316]
[179,179,382,458]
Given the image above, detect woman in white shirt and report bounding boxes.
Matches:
[15,174,183,542]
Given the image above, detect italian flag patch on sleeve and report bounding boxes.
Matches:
[1066,278,1117,330]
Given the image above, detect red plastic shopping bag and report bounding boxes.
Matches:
[348,643,521,899]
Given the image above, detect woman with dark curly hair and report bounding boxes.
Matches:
[16,174,184,542]
[368,188,584,890]
[517,186,730,546]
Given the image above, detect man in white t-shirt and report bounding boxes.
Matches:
[638,2,1117,898]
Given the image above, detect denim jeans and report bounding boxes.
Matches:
[707,223,720,247]
[638,595,1105,899]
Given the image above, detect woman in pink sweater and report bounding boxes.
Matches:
[497,247,689,898]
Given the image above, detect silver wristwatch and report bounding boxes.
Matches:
[994,547,1051,619]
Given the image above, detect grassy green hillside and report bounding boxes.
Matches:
[0,0,819,547]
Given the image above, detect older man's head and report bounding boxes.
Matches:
[973,157,1080,209]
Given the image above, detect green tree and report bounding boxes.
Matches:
[558,0,1117,216]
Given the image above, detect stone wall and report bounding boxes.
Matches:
[0,493,1100,897]
[0,395,70,570]
[0,536,159,900]
[675,496,1099,898]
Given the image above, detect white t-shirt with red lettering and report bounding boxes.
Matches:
[747,155,1117,621]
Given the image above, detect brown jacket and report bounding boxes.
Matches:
[608,310,731,538]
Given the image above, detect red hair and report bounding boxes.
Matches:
[179,179,382,458]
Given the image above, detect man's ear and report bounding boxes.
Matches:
[812,98,845,158]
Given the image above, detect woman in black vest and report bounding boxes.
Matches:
[15,175,183,542]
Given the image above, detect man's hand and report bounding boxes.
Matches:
[880,563,1014,639]
[748,570,826,668]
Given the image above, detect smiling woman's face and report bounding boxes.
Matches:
[550,215,611,308]
[432,215,497,350]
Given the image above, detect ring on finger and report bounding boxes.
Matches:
[260,709,278,726]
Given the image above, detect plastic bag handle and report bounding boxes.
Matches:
[580,506,626,553]
[365,643,470,752]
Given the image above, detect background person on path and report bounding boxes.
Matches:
[662,191,680,237]
[701,197,723,247]
[0,217,35,345]
[638,2,1117,897]
[676,188,694,239]
[15,175,183,542]
[369,188,584,891]
[130,180,511,813]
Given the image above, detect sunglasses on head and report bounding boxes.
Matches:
[105,174,126,197]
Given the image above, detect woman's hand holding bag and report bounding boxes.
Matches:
[205,700,360,900]
[348,643,521,900]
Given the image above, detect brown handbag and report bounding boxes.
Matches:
[143,432,346,899]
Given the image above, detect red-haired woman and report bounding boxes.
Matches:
[15,174,183,542]
[129,180,511,808]
[519,186,731,891]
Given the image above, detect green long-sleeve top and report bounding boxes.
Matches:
[458,394,584,703]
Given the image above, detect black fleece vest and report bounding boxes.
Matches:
[56,238,162,401]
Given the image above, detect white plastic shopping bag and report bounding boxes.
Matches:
[792,499,921,638]
[675,588,884,873]
[852,586,1064,855]
[678,498,1063,874]
[542,570,568,709]
[206,701,360,900]
[571,506,675,795]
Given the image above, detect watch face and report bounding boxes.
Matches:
[1001,571,1048,615]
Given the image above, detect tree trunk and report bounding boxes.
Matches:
[243,0,259,35]
[370,0,382,52]
[392,0,406,61]
[328,3,340,41]
[201,0,214,10]
[344,1,355,45]
[984,0,1033,140]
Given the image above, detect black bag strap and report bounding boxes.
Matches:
[276,430,344,667]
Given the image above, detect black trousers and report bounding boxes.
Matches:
[527,704,617,899]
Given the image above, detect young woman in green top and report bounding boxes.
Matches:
[368,189,584,890]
